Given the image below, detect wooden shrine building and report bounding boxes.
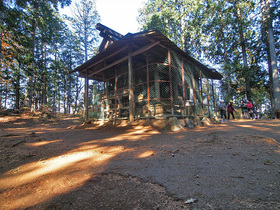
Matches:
[73,23,222,122]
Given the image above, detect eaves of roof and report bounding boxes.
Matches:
[72,30,222,80]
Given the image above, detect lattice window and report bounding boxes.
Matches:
[117,73,128,89]
[135,67,147,85]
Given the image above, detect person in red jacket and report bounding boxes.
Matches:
[227,102,235,120]
[247,100,254,120]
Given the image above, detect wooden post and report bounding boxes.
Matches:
[168,50,174,115]
[192,65,196,116]
[200,71,203,109]
[211,79,216,116]
[128,42,135,122]
[84,70,89,122]
[114,68,117,119]
[199,70,204,116]
[101,76,105,120]
[206,78,210,117]
[92,83,95,120]
[181,58,186,116]
[106,79,109,120]
[146,56,150,114]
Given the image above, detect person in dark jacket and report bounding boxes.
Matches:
[240,100,248,118]
[227,102,235,120]
[218,100,227,122]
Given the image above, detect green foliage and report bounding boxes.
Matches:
[0,0,84,113]
[66,0,100,62]
[138,0,277,108]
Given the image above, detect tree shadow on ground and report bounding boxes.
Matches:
[0,117,279,209]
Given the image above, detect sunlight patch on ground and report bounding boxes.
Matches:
[236,124,253,128]
[13,122,27,125]
[25,140,62,147]
[0,124,156,209]
[0,145,127,189]
[137,150,155,158]
[2,172,91,210]
[254,122,280,127]
[96,127,159,142]
[0,143,133,209]
[77,127,159,148]
[219,123,229,126]
[235,124,280,135]
[5,127,31,131]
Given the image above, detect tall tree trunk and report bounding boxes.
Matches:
[25,17,36,109]
[0,0,3,64]
[84,30,88,62]
[67,53,72,114]
[236,7,251,100]
[1,1,5,109]
[15,62,21,110]
[267,51,275,116]
[42,43,47,106]
[4,82,7,109]
[53,47,57,113]
[0,26,2,65]
[74,76,80,114]
[58,91,60,113]
[63,76,67,114]
[220,16,232,101]
[261,0,280,118]
[180,2,187,53]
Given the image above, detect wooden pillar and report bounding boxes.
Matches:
[211,79,216,115]
[146,56,150,114]
[101,75,105,120]
[199,70,204,116]
[168,50,174,115]
[84,70,89,122]
[192,65,196,116]
[200,71,203,108]
[114,68,117,119]
[206,78,210,117]
[106,79,109,119]
[128,43,135,122]
[92,83,95,120]
[181,58,186,116]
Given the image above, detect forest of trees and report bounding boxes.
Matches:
[138,0,280,118]
[0,0,99,114]
[1,0,279,117]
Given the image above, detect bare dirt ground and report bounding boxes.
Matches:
[0,112,279,209]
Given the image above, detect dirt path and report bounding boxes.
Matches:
[0,115,279,209]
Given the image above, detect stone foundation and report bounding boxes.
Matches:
[99,116,219,132]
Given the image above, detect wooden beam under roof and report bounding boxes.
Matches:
[79,45,129,74]
[88,41,160,77]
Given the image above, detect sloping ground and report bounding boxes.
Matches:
[0,113,279,209]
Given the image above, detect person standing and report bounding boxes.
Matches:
[247,100,254,120]
[218,100,227,122]
[227,102,235,120]
[240,100,248,118]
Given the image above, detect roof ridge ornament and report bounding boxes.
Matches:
[96,23,124,52]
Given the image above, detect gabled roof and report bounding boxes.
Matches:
[72,24,222,81]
